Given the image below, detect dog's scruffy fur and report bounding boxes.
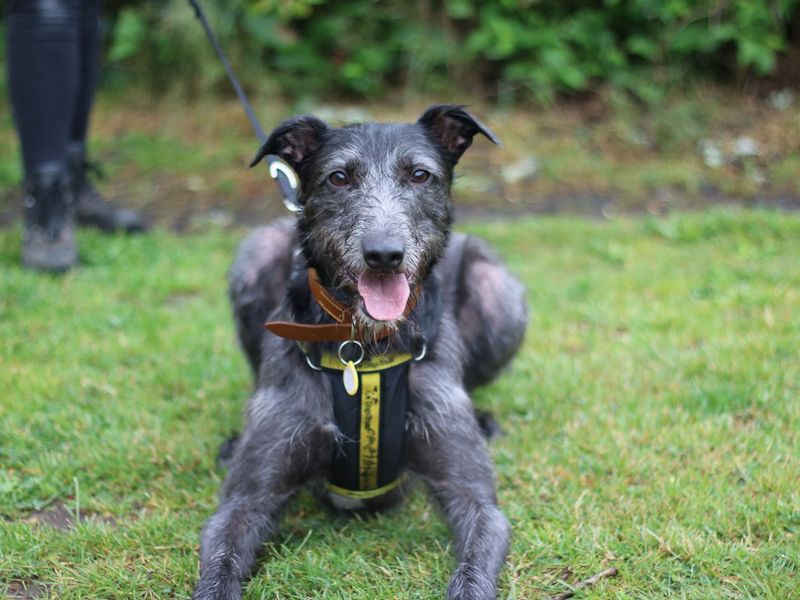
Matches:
[193,105,528,600]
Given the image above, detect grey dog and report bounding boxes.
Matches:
[193,105,528,599]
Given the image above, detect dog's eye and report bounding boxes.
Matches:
[411,169,430,184]
[328,171,349,187]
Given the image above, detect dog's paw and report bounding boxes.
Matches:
[446,564,496,600]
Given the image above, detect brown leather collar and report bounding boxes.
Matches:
[265,268,418,343]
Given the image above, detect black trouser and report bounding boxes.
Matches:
[6,0,102,176]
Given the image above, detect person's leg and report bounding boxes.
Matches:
[7,0,78,174]
[70,0,101,145]
[66,0,146,234]
[7,0,79,271]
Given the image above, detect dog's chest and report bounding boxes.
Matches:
[316,352,411,508]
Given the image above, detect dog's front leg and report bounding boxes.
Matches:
[408,364,510,600]
[194,386,333,600]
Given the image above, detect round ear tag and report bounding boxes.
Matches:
[343,361,359,396]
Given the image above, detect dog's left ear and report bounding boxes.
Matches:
[250,115,329,171]
[417,105,501,164]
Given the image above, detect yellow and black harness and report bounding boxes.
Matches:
[317,351,412,499]
[265,269,420,501]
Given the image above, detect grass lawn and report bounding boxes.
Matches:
[1,209,798,599]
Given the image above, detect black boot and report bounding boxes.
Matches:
[22,164,78,273]
[67,143,146,233]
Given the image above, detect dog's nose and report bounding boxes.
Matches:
[362,236,405,271]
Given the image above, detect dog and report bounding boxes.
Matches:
[193,105,528,600]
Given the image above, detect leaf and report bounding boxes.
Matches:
[446,0,474,20]
[738,39,776,74]
[627,35,660,60]
[108,9,147,62]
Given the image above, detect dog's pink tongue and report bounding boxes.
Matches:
[357,273,410,321]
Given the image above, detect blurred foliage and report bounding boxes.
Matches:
[1,0,798,103]
[99,0,800,103]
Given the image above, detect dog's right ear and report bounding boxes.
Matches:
[250,116,329,170]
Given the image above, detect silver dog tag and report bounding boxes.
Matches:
[343,361,359,396]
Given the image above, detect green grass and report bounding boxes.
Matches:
[1,210,799,599]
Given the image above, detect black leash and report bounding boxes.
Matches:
[188,0,301,212]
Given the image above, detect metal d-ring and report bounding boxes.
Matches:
[305,354,322,371]
[296,341,322,371]
[413,342,427,362]
[338,339,365,366]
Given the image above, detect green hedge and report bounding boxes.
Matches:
[105,0,800,102]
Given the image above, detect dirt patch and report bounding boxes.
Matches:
[24,501,118,532]
[5,580,47,600]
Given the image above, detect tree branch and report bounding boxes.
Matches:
[547,566,619,600]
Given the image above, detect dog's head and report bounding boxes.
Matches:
[252,105,499,328]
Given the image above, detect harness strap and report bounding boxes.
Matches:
[322,352,412,500]
[328,478,403,500]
